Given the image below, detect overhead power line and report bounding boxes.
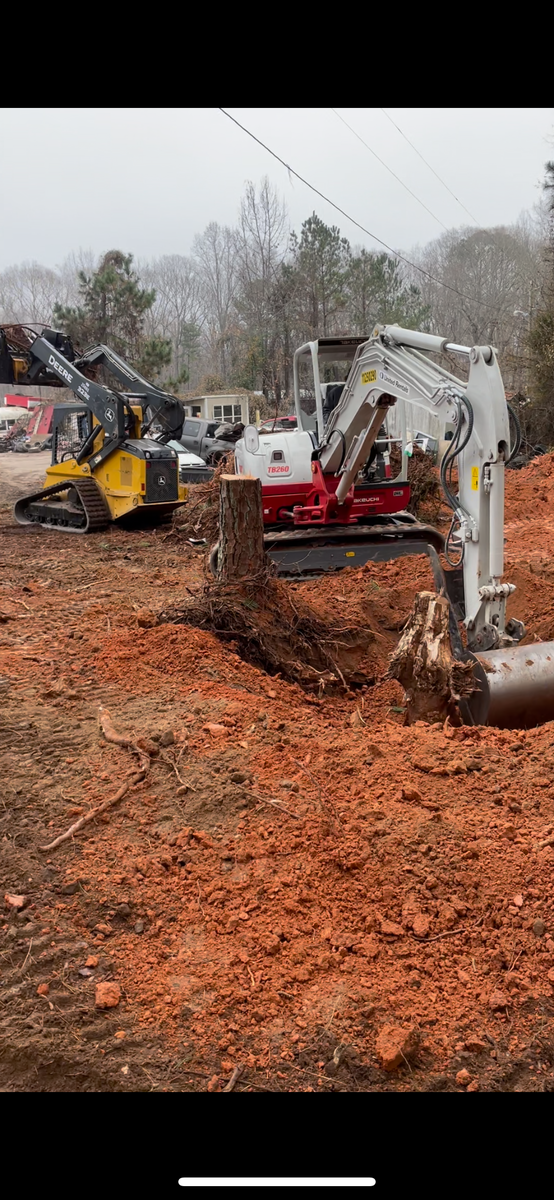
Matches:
[331,107,449,233]
[218,108,498,311]
[380,107,482,228]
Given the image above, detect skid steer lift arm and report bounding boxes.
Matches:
[21,334,132,471]
[74,343,184,443]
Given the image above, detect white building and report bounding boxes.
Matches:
[184,394,250,424]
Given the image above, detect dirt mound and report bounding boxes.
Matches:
[3,487,554,1095]
[390,445,442,520]
[505,453,554,522]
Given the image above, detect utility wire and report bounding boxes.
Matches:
[331,107,449,233]
[219,108,498,311]
[380,107,482,228]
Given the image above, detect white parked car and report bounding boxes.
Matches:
[166,440,213,482]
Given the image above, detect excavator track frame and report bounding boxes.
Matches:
[261,516,445,580]
[14,478,111,533]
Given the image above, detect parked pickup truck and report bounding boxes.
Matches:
[179,417,237,465]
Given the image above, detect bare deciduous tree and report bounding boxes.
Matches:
[192,222,239,379]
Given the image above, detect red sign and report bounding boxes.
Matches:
[26,405,53,436]
[3,394,42,409]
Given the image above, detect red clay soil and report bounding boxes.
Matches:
[1,470,554,1093]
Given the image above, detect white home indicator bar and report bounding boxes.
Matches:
[178,1181,376,1189]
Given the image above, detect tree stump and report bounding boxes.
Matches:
[387,591,476,725]
[217,473,267,582]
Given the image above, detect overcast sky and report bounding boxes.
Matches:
[1,108,552,270]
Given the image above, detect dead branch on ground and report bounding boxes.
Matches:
[39,707,151,851]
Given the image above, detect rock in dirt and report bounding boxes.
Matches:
[261,934,281,956]
[412,913,430,938]
[466,1078,479,1092]
[532,919,546,937]
[488,989,510,1011]
[37,983,49,996]
[203,723,228,737]
[4,893,26,910]
[401,786,423,802]
[230,771,252,784]
[464,1038,487,1053]
[116,904,131,918]
[61,881,81,895]
[159,730,175,747]
[136,609,158,628]
[134,921,144,934]
[380,919,404,938]
[376,1024,419,1072]
[95,981,121,1009]
[456,1068,471,1086]
[86,955,99,968]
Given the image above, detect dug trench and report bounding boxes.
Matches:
[2,457,554,1092]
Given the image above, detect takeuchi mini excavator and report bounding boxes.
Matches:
[234,324,554,729]
[0,324,188,531]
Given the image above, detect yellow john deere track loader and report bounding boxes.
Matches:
[0,325,189,532]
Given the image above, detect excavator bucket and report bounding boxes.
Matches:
[468,641,554,729]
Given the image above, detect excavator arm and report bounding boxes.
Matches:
[318,325,518,654]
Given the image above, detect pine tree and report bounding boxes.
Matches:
[54,250,172,379]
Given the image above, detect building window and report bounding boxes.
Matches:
[212,402,245,422]
[191,405,201,417]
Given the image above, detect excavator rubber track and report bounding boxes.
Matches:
[261,516,445,579]
[14,478,111,533]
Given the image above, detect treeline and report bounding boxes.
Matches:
[1,174,552,437]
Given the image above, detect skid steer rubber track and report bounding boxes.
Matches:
[14,477,111,533]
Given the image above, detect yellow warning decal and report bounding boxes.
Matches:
[471,467,479,491]
[345,551,355,557]
[361,369,377,385]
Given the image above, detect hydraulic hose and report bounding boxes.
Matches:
[506,402,522,464]
[440,395,474,567]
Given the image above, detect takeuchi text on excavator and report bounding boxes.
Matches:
[233,324,554,730]
[0,323,189,531]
